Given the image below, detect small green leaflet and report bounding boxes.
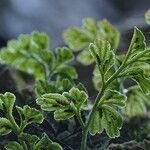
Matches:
[35,77,86,97]
[0,118,12,136]
[63,18,120,65]
[89,90,126,137]
[16,105,44,125]
[89,39,114,75]
[5,142,23,150]
[19,133,62,150]
[124,27,147,65]
[34,134,62,150]
[123,86,150,117]
[0,92,43,136]
[36,87,88,120]
[0,92,15,114]
[145,9,150,24]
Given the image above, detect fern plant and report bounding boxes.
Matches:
[0,14,150,150]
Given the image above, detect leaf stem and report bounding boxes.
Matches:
[7,113,28,150]
[80,56,129,150]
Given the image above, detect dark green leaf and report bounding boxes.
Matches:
[16,105,43,125]
[5,142,23,150]
[34,134,62,150]
[0,118,12,136]
[0,92,15,114]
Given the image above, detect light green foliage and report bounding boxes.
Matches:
[19,133,62,150]
[124,86,150,117]
[0,92,61,149]
[93,66,119,90]
[1,13,150,150]
[145,9,150,24]
[63,18,120,65]
[35,77,87,97]
[89,90,126,137]
[116,27,150,95]
[37,87,88,120]
[5,134,62,150]
[0,32,76,81]
[89,39,115,80]
[0,93,43,130]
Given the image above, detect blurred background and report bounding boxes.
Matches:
[0,0,150,49]
[0,0,150,97]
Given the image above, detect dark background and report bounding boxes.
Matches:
[0,0,150,49]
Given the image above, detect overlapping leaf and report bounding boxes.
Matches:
[0,118,12,136]
[5,142,23,150]
[93,66,119,90]
[63,18,120,65]
[16,105,44,125]
[89,90,126,137]
[89,39,115,75]
[35,77,87,96]
[36,87,88,120]
[124,86,150,117]
[0,32,76,80]
[34,134,62,150]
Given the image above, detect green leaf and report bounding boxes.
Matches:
[89,39,114,74]
[101,105,122,138]
[55,78,74,93]
[123,86,150,117]
[97,19,120,50]
[89,109,103,135]
[77,48,94,65]
[0,32,76,81]
[145,9,150,24]
[16,105,44,125]
[0,118,12,136]
[63,87,88,110]
[102,90,127,107]
[63,27,92,51]
[0,32,50,80]
[119,67,150,95]
[63,18,120,65]
[55,66,77,79]
[55,47,73,64]
[134,74,150,95]
[54,109,74,120]
[19,133,39,149]
[31,31,49,49]
[35,80,56,97]
[125,27,146,65]
[89,90,125,137]
[36,87,88,120]
[82,18,97,37]
[93,66,119,90]
[0,92,15,114]
[34,134,62,150]
[5,142,23,150]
